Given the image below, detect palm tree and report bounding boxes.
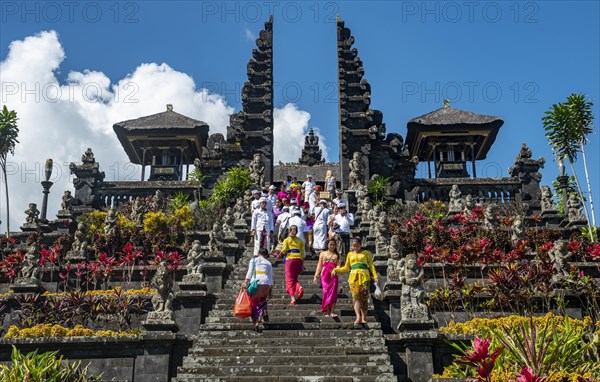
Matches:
[543,93,595,240]
[0,105,20,237]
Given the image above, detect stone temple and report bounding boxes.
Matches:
[0,15,593,382]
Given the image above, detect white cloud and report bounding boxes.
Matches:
[0,30,326,232]
[0,30,234,231]
[273,103,329,163]
[244,28,256,42]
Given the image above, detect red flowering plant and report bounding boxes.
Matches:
[586,243,600,261]
[150,250,182,271]
[116,242,143,283]
[515,366,546,382]
[450,337,503,382]
[0,251,24,283]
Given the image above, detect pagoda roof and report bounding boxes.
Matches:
[405,106,504,161]
[113,105,210,165]
[408,107,501,126]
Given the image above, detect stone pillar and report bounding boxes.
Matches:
[133,332,176,382]
[203,256,227,293]
[403,331,437,382]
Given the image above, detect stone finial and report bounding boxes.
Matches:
[166,104,173,112]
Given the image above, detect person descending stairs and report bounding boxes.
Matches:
[174,245,395,381]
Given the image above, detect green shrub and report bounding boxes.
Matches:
[0,345,102,381]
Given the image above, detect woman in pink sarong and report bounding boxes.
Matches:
[313,240,341,316]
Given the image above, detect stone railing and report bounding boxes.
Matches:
[405,177,522,204]
[95,181,198,208]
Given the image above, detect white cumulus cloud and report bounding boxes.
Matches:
[0,30,325,233]
[273,103,329,163]
[0,30,234,231]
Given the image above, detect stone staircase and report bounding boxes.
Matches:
[174,247,396,381]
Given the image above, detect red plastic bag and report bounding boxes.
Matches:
[233,287,252,319]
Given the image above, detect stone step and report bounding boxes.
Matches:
[187,345,388,356]
[209,308,375,317]
[182,354,391,367]
[213,293,364,304]
[205,315,379,324]
[193,329,383,338]
[199,322,381,331]
[175,374,396,382]
[211,302,371,312]
[190,337,386,349]
[176,364,394,377]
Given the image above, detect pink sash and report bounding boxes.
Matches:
[320,261,338,311]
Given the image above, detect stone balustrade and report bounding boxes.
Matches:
[407,177,522,204]
[95,181,198,208]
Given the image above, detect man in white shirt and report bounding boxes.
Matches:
[308,186,321,213]
[276,206,291,241]
[250,189,261,212]
[262,192,274,221]
[332,189,346,207]
[289,198,305,218]
[288,209,309,245]
[251,198,274,256]
[333,202,354,258]
[301,174,316,203]
[266,185,277,204]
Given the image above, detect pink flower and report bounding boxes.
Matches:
[586,243,600,261]
[515,366,546,382]
[458,337,502,381]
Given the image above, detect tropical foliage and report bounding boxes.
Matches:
[0,105,20,236]
[438,314,600,381]
[543,93,596,240]
[0,346,103,382]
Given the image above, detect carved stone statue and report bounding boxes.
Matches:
[368,204,380,236]
[249,153,265,188]
[222,207,236,239]
[208,222,223,253]
[400,253,429,321]
[103,207,118,235]
[549,239,571,283]
[375,212,390,257]
[462,194,475,217]
[348,151,366,190]
[511,214,525,243]
[19,243,41,280]
[567,194,585,223]
[540,185,556,213]
[234,199,246,226]
[448,185,465,214]
[60,191,73,212]
[130,197,144,226]
[150,260,174,313]
[24,203,40,225]
[355,183,368,203]
[67,222,88,260]
[483,204,499,229]
[81,147,95,164]
[359,197,372,220]
[385,236,404,288]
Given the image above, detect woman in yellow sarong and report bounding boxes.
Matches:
[332,237,378,326]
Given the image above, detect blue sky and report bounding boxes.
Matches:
[1,1,599,226]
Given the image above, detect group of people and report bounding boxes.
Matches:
[244,176,379,331]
